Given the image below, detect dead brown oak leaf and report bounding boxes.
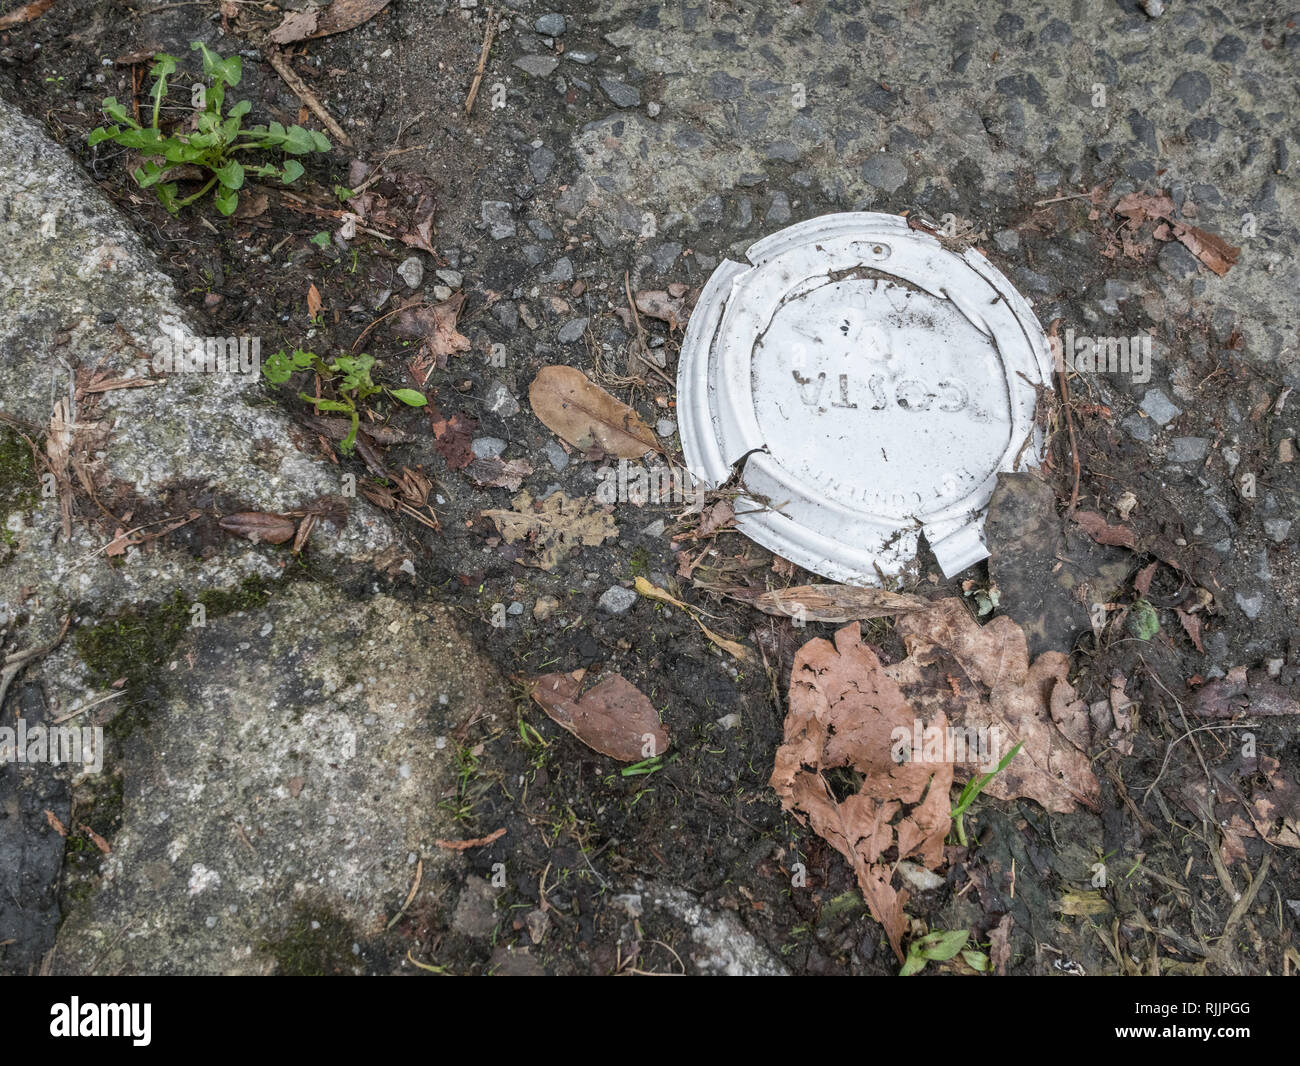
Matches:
[772,602,1100,959]
[528,669,669,762]
[483,489,616,571]
[771,624,954,963]
[884,598,1100,814]
[529,365,660,458]
[988,914,1014,975]
[1113,191,1175,229]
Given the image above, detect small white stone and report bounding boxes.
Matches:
[397,256,424,289]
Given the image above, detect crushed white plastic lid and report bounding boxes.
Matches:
[677,212,1052,586]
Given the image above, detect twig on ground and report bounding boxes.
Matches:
[1048,318,1081,513]
[386,857,423,930]
[265,48,352,146]
[623,272,674,387]
[464,7,498,114]
[0,616,72,713]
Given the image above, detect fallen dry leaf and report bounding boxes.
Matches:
[307,283,322,320]
[270,0,390,42]
[1179,753,1299,865]
[483,489,616,571]
[292,513,316,554]
[1113,190,1238,276]
[1057,890,1110,916]
[633,574,695,613]
[771,624,954,962]
[347,159,437,254]
[694,499,734,537]
[1073,509,1137,548]
[311,0,390,37]
[528,365,659,458]
[1169,221,1240,277]
[634,289,689,330]
[45,809,67,837]
[1090,672,1136,756]
[1133,561,1158,597]
[1114,191,1176,229]
[697,621,750,662]
[1175,606,1205,653]
[1191,668,1300,718]
[268,9,318,43]
[988,913,1014,975]
[233,190,269,219]
[80,824,111,855]
[465,456,533,490]
[0,0,55,30]
[218,511,297,545]
[361,467,439,530]
[395,295,470,382]
[105,527,134,557]
[427,403,476,469]
[885,599,1101,814]
[528,669,669,762]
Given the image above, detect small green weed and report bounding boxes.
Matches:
[261,349,426,454]
[88,42,330,216]
[899,929,988,975]
[950,740,1023,847]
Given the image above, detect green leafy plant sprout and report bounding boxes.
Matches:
[950,740,1023,847]
[437,744,485,824]
[88,42,331,216]
[619,754,666,778]
[899,929,971,976]
[261,348,426,455]
[1126,598,1160,641]
[517,719,549,750]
